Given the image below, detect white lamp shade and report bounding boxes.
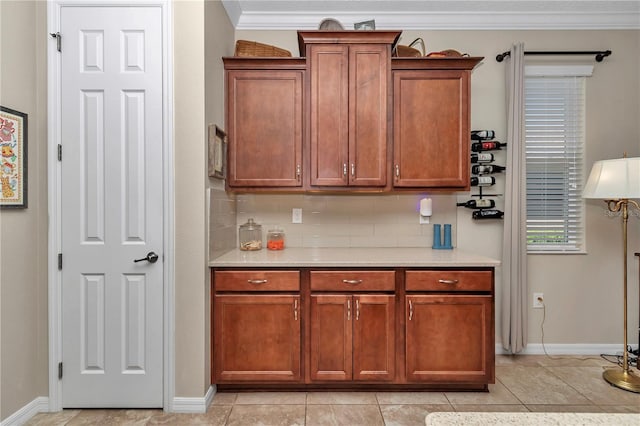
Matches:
[583,157,640,199]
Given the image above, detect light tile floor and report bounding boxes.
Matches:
[25,355,640,425]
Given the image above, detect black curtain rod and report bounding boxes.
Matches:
[495,50,612,62]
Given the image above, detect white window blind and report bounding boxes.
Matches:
[524,66,591,253]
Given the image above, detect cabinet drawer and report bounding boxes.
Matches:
[405,270,492,292]
[310,271,395,291]
[215,271,300,291]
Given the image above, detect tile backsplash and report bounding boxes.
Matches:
[209,188,237,260]
[235,193,458,249]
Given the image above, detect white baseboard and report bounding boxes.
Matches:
[497,343,638,355]
[3,386,218,422]
[171,385,215,413]
[1,397,49,426]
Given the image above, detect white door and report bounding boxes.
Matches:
[60,6,163,407]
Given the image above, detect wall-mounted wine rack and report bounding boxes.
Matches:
[457,130,505,220]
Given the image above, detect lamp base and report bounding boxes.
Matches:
[603,368,640,393]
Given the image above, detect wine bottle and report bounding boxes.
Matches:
[470,176,496,187]
[471,153,494,164]
[471,164,506,175]
[471,141,507,152]
[457,199,496,209]
[471,130,495,141]
[472,209,504,219]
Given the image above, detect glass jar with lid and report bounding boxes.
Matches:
[239,218,262,251]
[267,227,285,250]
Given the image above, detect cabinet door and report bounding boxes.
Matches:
[393,70,470,189]
[349,44,389,187]
[227,69,303,187]
[309,44,388,187]
[309,294,352,381]
[406,295,493,383]
[309,45,349,186]
[214,295,301,382]
[353,295,395,381]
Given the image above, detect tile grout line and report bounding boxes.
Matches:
[538,363,600,406]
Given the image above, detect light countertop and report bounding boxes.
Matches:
[209,247,500,268]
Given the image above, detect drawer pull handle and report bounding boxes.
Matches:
[347,299,351,321]
[342,279,363,285]
[408,300,413,321]
[293,299,298,321]
[355,299,360,321]
[247,279,268,285]
[438,279,459,285]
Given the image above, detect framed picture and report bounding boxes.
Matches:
[208,124,227,179]
[354,19,376,30]
[0,106,27,208]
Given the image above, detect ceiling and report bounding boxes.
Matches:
[221,0,640,30]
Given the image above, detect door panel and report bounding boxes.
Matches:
[214,295,301,382]
[393,70,469,188]
[309,45,349,186]
[227,70,303,187]
[310,295,352,381]
[60,6,163,407]
[349,44,388,186]
[406,295,493,383]
[353,295,395,381]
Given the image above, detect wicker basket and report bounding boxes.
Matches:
[234,40,292,57]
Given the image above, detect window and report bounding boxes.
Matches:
[524,65,592,253]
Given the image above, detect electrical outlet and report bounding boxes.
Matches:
[292,208,303,224]
[533,292,544,309]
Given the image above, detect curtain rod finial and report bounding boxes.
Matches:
[595,50,612,62]
[496,51,510,62]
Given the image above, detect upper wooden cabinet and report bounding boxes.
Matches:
[392,58,483,190]
[223,36,482,192]
[300,31,400,187]
[224,58,305,188]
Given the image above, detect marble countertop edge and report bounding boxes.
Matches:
[209,247,501,268]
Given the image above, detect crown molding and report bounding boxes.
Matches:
[228,10,640,31]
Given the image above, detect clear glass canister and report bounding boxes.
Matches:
[267,227,285,250]
[239,218,262,251]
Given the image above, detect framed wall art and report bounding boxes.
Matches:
[208,124,227,179]
[0,106,27,208]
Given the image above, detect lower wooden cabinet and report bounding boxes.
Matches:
[405,295,493,383]
[309,294,395,382]
[213,294,301,382]
[212,267,494,389]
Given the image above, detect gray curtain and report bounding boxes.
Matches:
[501,43,528,353]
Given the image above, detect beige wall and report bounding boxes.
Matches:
[235,28,640,349]
[173,0,209,397]
[0,0,49,420]
[204,0,235,392]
